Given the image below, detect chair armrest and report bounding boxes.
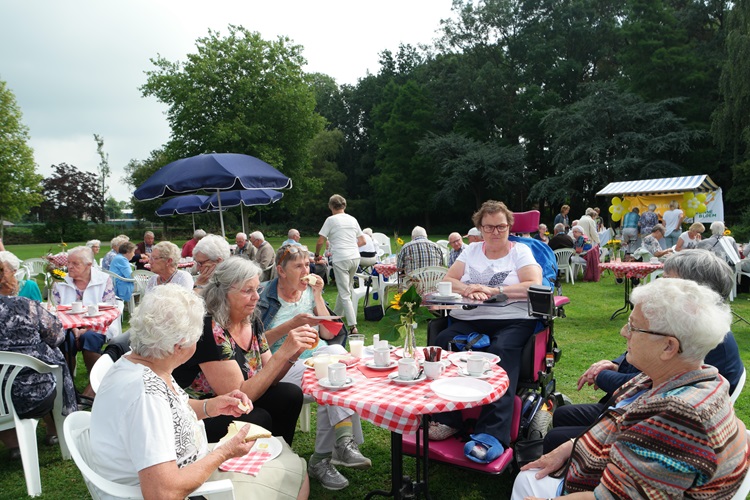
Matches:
[191,479,235,499]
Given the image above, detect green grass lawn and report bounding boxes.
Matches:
[2,241,750,499]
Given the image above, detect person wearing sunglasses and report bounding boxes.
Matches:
[258,244,371,491]
[192,234,231,291]
[512,277,748,500]
[428,200,543,460]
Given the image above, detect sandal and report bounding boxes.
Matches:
[350,327,359,335]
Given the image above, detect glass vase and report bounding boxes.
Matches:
[402,322,417,358]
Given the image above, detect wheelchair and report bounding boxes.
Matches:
[402,284,569,474]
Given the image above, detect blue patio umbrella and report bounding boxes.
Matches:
[201,189,284,233]
[134,153,292,236]
[155,195,220,232]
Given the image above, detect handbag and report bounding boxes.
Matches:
[363,277,384,322]
[452,332,490,351]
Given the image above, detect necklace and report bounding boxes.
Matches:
[157,269,179,285]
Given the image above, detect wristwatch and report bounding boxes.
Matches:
[498,286,504,295]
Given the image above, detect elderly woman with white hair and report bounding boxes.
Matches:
[144,241,193,294]
[173,258,315,448]
[698,221,741,266]
[513,278,749,500]
[102,234,129,270]
[85,239,101,259]
[358,227,378,268]
[0,250,43,301]
[193,234,231,290]
[90,284,311,500]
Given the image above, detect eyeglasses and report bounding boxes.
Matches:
[231,285,264,297]
[194,257,212,267]
[481,224,510,234]
[625,322,683,353]
[278,245,309,266]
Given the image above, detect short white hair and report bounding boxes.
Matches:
[411,226,427,238]
[236,232,247,240]
[193,229,206,239]
[194,234,231,262]
[585,207,597,217]
[68,246,94,265]
[250,231,264,242]
[363,228,373,237]
[110,236,128,251]
[630,278,730,363]
[86,240,101,248]
[710,221,725,236]
[288,228,299,239]
[129,284,205,359]
[0,251,21,272]
[152,241,181,266]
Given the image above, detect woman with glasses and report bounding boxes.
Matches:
[192,234,231,291]
[428,200,543,460]
[144,241,193,293]
[173,257,315,446]
[512,278,748,499]
[258,245,370,491]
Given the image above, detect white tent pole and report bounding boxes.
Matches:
[217,190,226,238]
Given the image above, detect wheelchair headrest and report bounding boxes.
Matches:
[511,210,540,234]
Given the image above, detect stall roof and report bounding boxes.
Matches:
[596,175,719,197]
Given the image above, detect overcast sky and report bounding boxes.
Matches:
[0,0,455,203]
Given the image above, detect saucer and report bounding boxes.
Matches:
[68,310,86,315]
[431,292,462,300]
[84,312,104,318]
[318,377,354,390]
[364,360,397,370]
[458,367,492,379]
[388,372,427,385]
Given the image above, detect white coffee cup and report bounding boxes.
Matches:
[466,355,491,377]
[376,340,389,350]
[650,257,659,264]
[313,354,331,380]
[71,301,84,314]
[87,304,99,316]
[327,362,347,386]
[423,361,445,380]
[397,358,419,381]
[373,347,391,367]
[437,281,452,296]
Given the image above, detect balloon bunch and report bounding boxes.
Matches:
[683,192,707,218]
[608,197,631,222]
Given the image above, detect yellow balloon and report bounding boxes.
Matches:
[683,191,694,201]
[697,203,707,213]
[611,196,622,205]
[684,208,696,218]
[696,193,707,202]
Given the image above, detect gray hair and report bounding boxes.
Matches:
[663,249,734,300]
[153,241,181,267]
[86,240,101,249]
[0,251,21,272]
[651,224,665,235]
[250,231,265,242]
[203,258,262,327]
[411,226,427,238]
[631,278,730,363]
[328,194,347,210]
[554,223,565,234]
[236,232,248,240]
[363,228,373,237]
[193,229,207,239]
[129,284,205,359]
[648,204,656,211]
[288,228,300,239]
[710,221,725,236]
[68,246,94,265]
[110,236,128,251]
[194,234,231,262]
[572,225,585,234]
[144,231,155,238]
[585,207,597,217]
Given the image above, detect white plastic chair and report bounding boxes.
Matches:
[731,430,750,500]
[404,266,448,296]
[435,240,450,266]
[22,258,48,280]
[730,367,746,405]
[352,271,379,316]
[131,270,156,305]
[15,267,29,281]
[0,351,71,497]
[553,248,575,285]
[371,232,392,257]
[89,354,116,393]
[64,411,235,499]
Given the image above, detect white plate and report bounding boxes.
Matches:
[447,351,500,368]
[84,312,105,318]
[218,434,283,461]
[431,292,462,300]
[457,367,492,379]
[430,377,493,402]
[302,355,356,370]
[388,372,427,385]
[364,360,398,370]
[68,310,87,315]
[318,377,355,390]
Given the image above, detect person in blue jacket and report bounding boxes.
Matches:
[544,249,744,453]
[110,241,136,303]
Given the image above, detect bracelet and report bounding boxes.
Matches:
[288,358,298,365]
[203,400,211,418]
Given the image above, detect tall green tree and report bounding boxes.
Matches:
[0,79,44,236]
[141,25,324,215]
[123,149,172,223]
[93,133,110,218]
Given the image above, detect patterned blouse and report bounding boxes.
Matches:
[173,315,269,399]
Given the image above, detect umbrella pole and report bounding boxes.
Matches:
[217,190,226,238]
[241,204,246,234]
[192,214,196,233]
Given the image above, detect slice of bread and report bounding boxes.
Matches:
[225,421,272,442]
[301,274,319,286]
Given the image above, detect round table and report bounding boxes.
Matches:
[599,261,663,319]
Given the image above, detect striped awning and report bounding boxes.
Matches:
[596,175,720,197]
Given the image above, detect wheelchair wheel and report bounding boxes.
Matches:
[526,408,553,441]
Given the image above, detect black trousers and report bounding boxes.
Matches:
[542,402,605,453]
[203,381,303,445]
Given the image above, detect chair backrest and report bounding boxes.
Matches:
[89,355,115,393]
[553,248,574,268]
[405,266,448,296]
[14,267,29,281]
[730,367,746,405]
[23,258,48,278]
[511,210,540,234]
[731,430,750,500]
[371,232,392,257]
[131,270,155,296]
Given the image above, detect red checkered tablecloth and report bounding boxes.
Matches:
[220,451,272,476]
[302,359,509,435]
[56,307,121,334]
[374,263,399,278]
[145,260,194,270]
[46,253,68,268]
[599,261,662,280]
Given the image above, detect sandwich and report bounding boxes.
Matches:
[301,274,319,286]
[225,421,272,442]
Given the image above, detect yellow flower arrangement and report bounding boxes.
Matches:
[724,229,732,236]
[384,286,433,358]
[51,269,67,281]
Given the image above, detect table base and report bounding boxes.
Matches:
[610,276,634,320]
[365,417,432,500]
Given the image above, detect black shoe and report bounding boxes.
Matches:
[9,448,21,460]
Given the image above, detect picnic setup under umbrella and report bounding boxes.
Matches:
[134,152,292,237]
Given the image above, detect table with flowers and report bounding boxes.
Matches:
[54,304,122,334]
[598,261,663,320]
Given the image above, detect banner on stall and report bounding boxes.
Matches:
[620,189,723,223]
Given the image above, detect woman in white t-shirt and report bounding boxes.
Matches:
[90,285,309,500]
[315,194,366,334]
[428,201,542,458]
[662,200,685,248]
[675,222,705,252]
